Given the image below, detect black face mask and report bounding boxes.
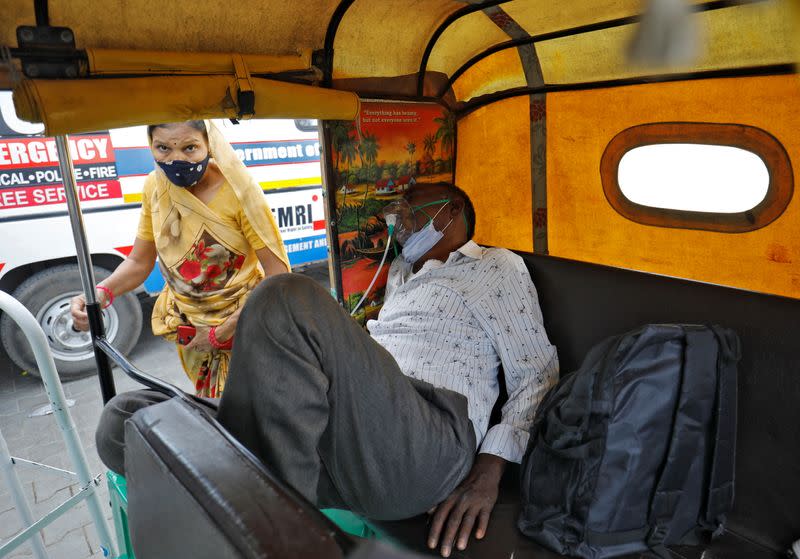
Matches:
[156,154,210,188]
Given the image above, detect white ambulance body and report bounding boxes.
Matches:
[0,92,328,378]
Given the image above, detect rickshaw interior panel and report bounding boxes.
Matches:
[428,12,514,78]
[544,74,800,300]
[451,48,530,103]
[456,95,534,253]
[2,0,800,557]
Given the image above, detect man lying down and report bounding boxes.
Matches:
[96,181,559,557]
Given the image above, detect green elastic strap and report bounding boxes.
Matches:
[412,198,469,236]
[410,198,450,212]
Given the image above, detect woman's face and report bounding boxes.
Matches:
[149,123,209,164]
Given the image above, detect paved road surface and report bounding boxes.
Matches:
[0,264,330,558]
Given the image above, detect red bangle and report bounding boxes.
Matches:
[208,326,233,350]
[96,285,114,309]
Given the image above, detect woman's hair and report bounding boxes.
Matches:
[146,120,208,142]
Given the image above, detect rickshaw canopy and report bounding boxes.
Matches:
[2,0,798,133]
[2,3,800,558]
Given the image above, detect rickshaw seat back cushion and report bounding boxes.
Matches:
[370,251,794,558]
[520,252,800,553]
[124,396,348,559]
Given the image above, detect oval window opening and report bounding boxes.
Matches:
[618,143,769,214]
[601,123,793,233]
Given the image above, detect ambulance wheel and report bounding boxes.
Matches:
[0,264,143,380]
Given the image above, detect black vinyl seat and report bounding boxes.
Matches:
[368,251,798,558]
[366,484,781,558]
[122,251,798,558]
[124,395,350,558]
[124,394,429,558]
[520,252,799,556]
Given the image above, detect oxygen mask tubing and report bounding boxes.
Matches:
[349,198,450,316]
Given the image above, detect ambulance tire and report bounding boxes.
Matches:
[0,264,143,380]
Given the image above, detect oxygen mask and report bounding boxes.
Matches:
[381,199,416,244]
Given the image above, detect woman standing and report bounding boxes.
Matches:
[71,120,289,397]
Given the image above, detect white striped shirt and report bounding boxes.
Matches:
[367,241,559,463]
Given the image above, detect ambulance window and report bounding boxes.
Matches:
[601,123,793,232]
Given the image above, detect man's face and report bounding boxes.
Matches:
[403,186,451,235]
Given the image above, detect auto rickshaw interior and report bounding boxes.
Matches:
[2,1,799,558]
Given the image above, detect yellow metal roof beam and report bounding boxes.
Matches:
[86,48,314,77]
[13,75,359,136]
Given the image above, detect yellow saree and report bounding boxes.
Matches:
[137,120,289,397]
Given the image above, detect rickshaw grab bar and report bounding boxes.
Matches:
[94,338,189,401]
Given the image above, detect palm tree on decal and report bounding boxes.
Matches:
[333,122,358,205]
[422,133,438,175]
[330,121,356,176]
[423,133,437,156]
[434,112,455,160]
[360,131,380,174]
[406,141,416,174]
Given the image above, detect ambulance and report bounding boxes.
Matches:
[0,92,328,378]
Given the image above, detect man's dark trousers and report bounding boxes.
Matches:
[96,273,475,520]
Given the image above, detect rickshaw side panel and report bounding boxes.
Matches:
[456,95,534,253]
[546,74,800,300]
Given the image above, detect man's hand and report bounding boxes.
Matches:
[427,454,506,557]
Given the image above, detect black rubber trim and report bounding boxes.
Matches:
[34,0,49,27]
[417,0,514,97]
[322,0,357,87]
[442,0,759,98]
[86,306,116,403]
[456,64,797,118]
[95,338,187,399]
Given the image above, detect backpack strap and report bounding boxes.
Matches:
[700,326,739,532]
[646,327,719,550]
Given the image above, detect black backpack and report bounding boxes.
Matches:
[518,324,740,558]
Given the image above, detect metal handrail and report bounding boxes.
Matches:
[0,291,117,559]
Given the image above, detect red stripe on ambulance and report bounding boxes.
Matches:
[0,135,115,169]
[0,181,123,209]
[115,246,134,257]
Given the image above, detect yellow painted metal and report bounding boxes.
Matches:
[3,0,339,55]
[123,193,143,204]
[332,0,464,79]
[13,76,360,136]
[428,12,510,76]
[452,48,527,103]
[547,74,800,300]
[791,0,800,62]
[87,49,312,76]
[456,96,533,253]
[502,0,707,37]
[124,176,322,203]
[4,0,797,89]
[537,1,796,84]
